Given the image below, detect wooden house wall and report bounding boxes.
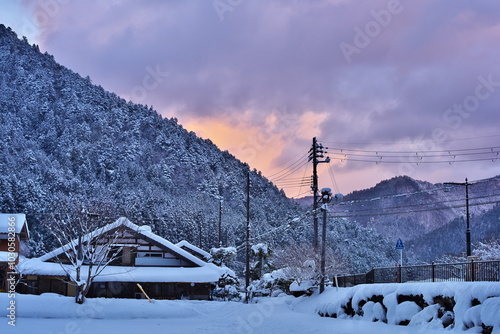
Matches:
[0,236,20,253]
[0,264,6,292]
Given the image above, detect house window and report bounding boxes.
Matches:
[121,246,133,265]
[137,252,163,258]
[108,246,124,265]
[145,253,162,258]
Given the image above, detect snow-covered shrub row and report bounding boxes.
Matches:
[316,282,500,333]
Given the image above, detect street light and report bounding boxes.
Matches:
[319,188,332,294]
[444,178,474,257]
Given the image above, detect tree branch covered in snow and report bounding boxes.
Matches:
[42,199,125,304]
[473,239,500,260]
[273,243,348,287]
[210,246,237,267]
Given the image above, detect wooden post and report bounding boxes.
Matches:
[136,283,153,303]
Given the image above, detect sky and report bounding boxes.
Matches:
[1,0,500,197]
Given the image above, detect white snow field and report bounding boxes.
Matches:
[1,282,499,334]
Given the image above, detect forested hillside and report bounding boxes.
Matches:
[0,24,297,252]
[0,24,397,273]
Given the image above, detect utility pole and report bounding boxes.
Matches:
[444,178,474,257]
[245,170,250,303]
[199,221,202,248]
[218,198,223,247]
[465,179,471,257]
[309,137,330,250]
[319,188,332,293]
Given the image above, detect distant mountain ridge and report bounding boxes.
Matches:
[297,175,500,260]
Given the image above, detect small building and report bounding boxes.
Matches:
[17,217,231,300]
[0,213,29,292]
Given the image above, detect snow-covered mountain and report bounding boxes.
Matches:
[0,24,299,253]
[0,24,397,273]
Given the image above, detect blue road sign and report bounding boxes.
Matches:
[395,238,405,250]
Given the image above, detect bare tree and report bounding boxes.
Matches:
[273,243,349,287]
[43,199,125,304]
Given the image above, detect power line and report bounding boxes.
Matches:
[328,146,500,155]
[336,176,500,206]
[273,179,310,188]
[322,134,500,146]
[328,199,500,218]
[327,164,340,195]
[333,193,500,215]
[270,158,309,182]
[295,161,311,198]
[326,145,500,164]
[291,190,312,199]
[267,151,309,180]
[265,150,308,178]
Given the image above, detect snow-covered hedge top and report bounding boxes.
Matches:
[316,282,500,329]
[251,243,269,255]
[210,247,237,255]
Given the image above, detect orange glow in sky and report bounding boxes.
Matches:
[183,110,330,197]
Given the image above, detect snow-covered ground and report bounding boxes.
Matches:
[0,294,444,334]
[1,282,499,334]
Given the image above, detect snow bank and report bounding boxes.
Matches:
[0,293,201,319]
[481,297,500,329]
[316,282,500,332]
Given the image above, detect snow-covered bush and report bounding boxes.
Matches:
[250,243,273,280]
[272,243,347,292]
[317,282,500,332]
[273,243,320,287]
[212,272,240,301]
[473,239,500,260]
[210,247,237,267]
[249,269,293,297]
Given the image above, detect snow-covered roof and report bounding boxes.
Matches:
[0,251,17,262]
[18,258,231,283]
[0,213,29,238]
[39,217,206,268]
[176,240,211,260]
[20,217,238,283]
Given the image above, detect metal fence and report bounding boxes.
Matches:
[336,260,500,287]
